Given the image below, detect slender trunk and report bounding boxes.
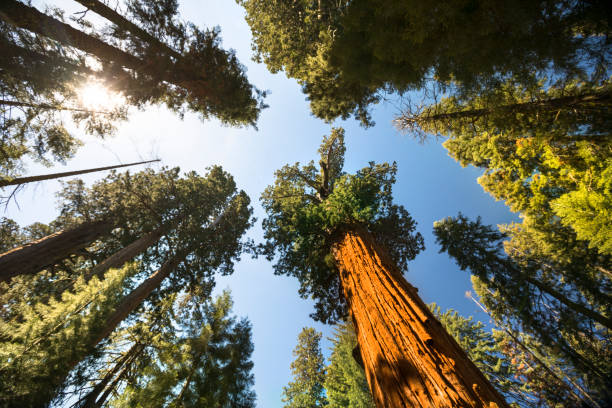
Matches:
[0,99,110,115]
[332,226,509,408]
[91,348,138,408]
[0,1,201,97]
[73,0,181,59]
[80,342,144,408]
[468,293,599,408]
[0,1,143,69]
[0,159,159,188]
[0,220,113,283]
[524,275,612,330]
[396,90,612,130]
[92,254,184,348]
[84,218,178,282]
[172,349,205,406]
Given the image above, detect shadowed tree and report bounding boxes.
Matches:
[261,128,509,407]
[0,167,254,407]
[0,0,264,176]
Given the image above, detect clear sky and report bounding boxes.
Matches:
[11,1,519,407]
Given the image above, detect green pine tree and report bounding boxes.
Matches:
[324,321,374,408]
[282,328,328,408]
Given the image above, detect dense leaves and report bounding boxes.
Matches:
[238,0,610,125]
[282,328,328,408]
[434,214,612,404]
[261,128,424,322]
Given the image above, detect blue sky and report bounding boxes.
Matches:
[11,1,519,406]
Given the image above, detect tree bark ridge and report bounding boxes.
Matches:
[333,226,509,407]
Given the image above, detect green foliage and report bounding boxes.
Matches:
[282,327,328,408]
[430,304,536,407]
[238,0,610,125]
[434,215,612,403]
[107,291,256,408]
[324,321,374,408]
[0,263,135,407]
[261,128,424,322]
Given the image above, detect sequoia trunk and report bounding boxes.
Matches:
[332,226,509,408]
[0,220,113,283]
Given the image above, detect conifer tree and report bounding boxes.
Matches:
[324,321,374,408]
[0,0,264,175]
[282,327,328,408]
[99,291,256,408]
[434,215,612,404]
[238,0,610,125]
[262,128,508,407]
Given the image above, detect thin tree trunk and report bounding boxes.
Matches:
[332,226,509,408]
[91,348,139,408]
[73,0,181,59]
[395,90,612,131]
[0,1,201,97]
[0,99,110,114]
[467,293,600,408]
[0,220,113,283]
[79,342,144,408]
[84,217,179,282]
[0,159,159,188]
[524,275,612,330]
[92,253,185,347]
[172,349,205,406]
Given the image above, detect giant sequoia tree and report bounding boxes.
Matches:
[261,129,509,407]
[238,0,610,125]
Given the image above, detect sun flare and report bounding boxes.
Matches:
[78,81,124,111]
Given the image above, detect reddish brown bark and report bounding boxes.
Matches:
[332,226,509,408]
[0,159,159,188]
[0,220,113,283]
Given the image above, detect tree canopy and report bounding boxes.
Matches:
[238,0,610,125]
[261,128,424,322]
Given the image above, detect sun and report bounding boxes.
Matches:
[78,81,124,111]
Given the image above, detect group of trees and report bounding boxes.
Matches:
[1,0,264,181]
[1,0,610,407]
[0,166,256,407]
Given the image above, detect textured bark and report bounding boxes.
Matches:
[0,159,159,188]
[0,1,204,99]
[332,226,509,408]
[0,220,113,283]
[0,1,143,69]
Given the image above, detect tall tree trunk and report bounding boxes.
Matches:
[0,99,110,114]
[79,342,144,408]
[332,226,509,408]
[72,0,181,59]
[395,90,612,131]
[0,1,202,97]
[91,253,185,347]
[84,217,180,282]
[523,274,612,330]
[0,159,159,188]
[0,220,113,283]
[91,347,139,408]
